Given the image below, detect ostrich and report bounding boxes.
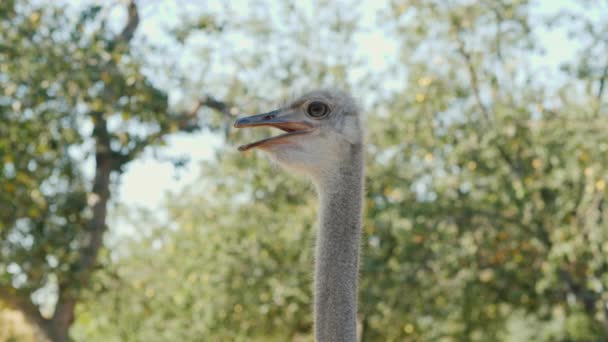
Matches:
[234,89,364,341]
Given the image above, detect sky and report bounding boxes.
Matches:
[110,0,397,211]
[59,0,589,241]
[115,0,581,205]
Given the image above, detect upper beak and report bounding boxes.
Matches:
[233,110,311,131]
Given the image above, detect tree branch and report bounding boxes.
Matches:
[45,112,113,339]
[558,269,598,314]
[492,7,504,63]
[73,113,113,282]
[118,95,233,165]
[596,62,608,116]
[202,95,231,115]
[118,0,139,43]
[66,1,140,282]
[452,18,491,122]
[36,113,115,339]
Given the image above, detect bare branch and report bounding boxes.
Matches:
[492,7,504,63]
[119,95,234,164]
[202,95,230,114]
[596,63,608,116]
[455,35,491,122]
[449,13,491,123]
[202,95,235,138]
[118,0,139,43]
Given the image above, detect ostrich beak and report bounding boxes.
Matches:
[234,110,314,151]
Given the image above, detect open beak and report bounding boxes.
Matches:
[234,110,314,151]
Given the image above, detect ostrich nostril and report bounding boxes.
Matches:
[264,114,274,120]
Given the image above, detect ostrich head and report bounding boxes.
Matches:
[234,89,362,177]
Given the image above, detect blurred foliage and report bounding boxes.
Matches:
[2,0,608,341]
[73,156,317,341]
[0,0,224,340]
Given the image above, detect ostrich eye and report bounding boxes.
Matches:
[306,101,330,118]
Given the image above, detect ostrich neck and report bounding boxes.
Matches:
[314,144,364,342]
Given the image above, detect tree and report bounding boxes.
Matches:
[72,156,316,341]
[0,1,229,340]
[74,1,608,341]
[357,0,608,340]
[5,0,608,341]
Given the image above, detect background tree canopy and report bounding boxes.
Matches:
[1,0,607,341]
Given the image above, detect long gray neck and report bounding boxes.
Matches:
[313,144,364,342]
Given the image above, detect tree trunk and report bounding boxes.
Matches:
[31,119,114,342]
[42,297,76,342]
[41,321,71,342]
